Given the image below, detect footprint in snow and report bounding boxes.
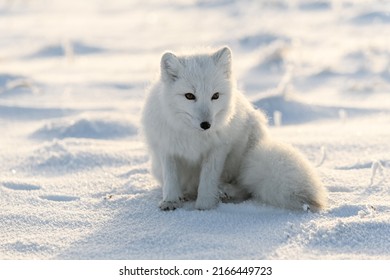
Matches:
[40,195,79,202]
[2,182,41,191]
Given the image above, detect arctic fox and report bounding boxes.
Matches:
[142,47,327,211]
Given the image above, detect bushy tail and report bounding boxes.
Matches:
[239,139,327,211]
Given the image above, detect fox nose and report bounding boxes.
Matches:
[200,121,211,130]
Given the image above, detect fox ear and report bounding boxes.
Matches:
[161,52,182,82]
[212,46,232,77]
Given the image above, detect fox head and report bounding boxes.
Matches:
[159,47,236,133]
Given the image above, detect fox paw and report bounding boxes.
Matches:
[219,190,231,203]
[218,183,251,203]
[195,197,218,210]
[159,200,183,211]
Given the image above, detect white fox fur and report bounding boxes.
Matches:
[141,46,327,211]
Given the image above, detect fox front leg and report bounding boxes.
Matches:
[195,148,228,210]
[159,155,183,210]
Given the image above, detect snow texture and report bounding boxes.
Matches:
[1,0,390,260]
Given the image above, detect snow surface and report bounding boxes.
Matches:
[1,0,390,260]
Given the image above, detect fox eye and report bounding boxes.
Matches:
[211,92,219,100]
[184,93,196,100]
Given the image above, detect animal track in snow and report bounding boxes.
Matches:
[2,182,41,191]
[40,195,79,202]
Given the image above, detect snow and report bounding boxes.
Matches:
[1,0,390,260]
